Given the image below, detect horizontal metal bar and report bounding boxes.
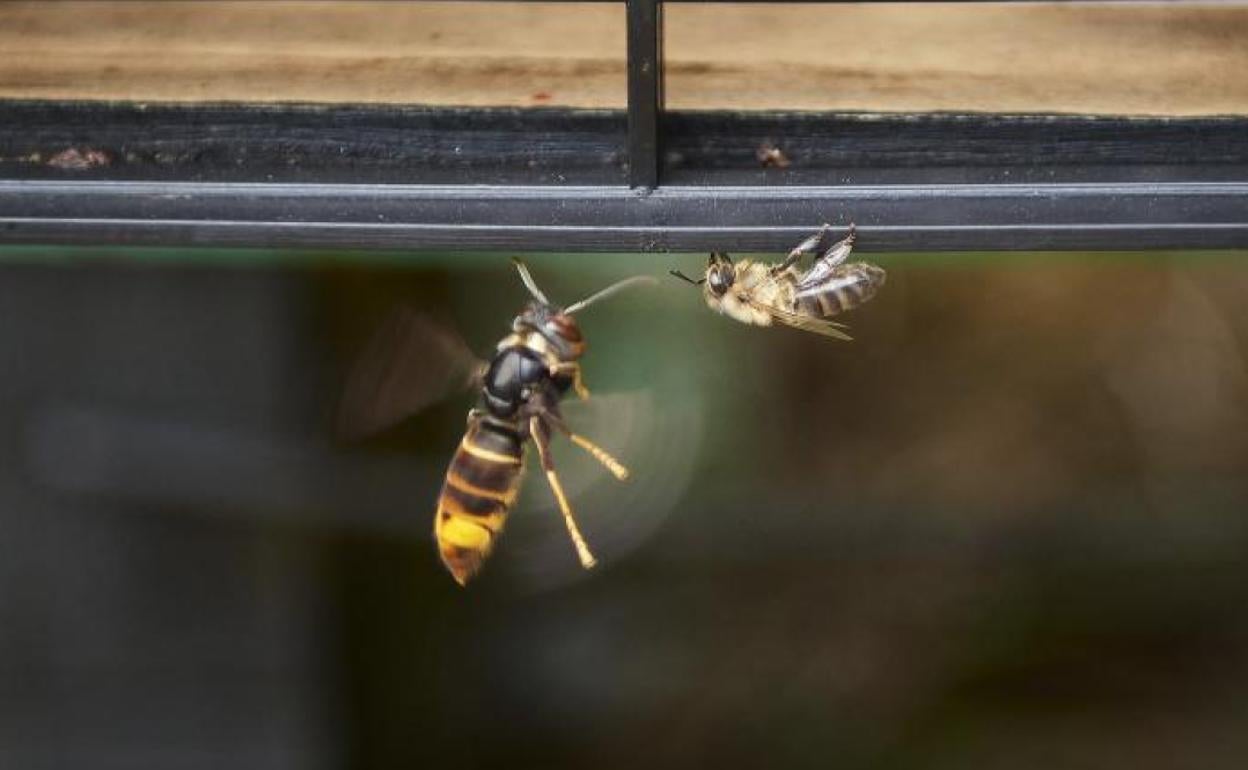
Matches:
[424,1,1156,4]
[3,180,1246,252]
[0,101,630,186]
[11,102,1247,189]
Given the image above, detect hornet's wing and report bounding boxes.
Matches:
[500,387,704,594]
[336,307,486,441]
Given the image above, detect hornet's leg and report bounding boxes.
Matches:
[544,412,630,481]
[772,223,832,275]
[551,360,590,400]
[817,223,857,268]
[530,415,598,570]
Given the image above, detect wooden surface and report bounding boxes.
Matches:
[0,1,1246,115]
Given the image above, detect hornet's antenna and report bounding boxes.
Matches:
[511,258,552,306]
[565,276,657,315]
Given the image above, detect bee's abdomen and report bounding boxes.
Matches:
[794,263,886,318]
[434,420,524,585]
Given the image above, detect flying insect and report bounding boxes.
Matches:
[671,224,885,339]
[337,261,655,585]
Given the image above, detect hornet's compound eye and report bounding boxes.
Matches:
[707,266,733,296]
[548,313,583,343]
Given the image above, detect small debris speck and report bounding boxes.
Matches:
[756,142,791,169]
[47,147,112,170]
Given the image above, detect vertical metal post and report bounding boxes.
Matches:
[626,0,663,189]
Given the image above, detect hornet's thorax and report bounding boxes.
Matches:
[480,302,587,419]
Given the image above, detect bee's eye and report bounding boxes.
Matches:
[708,268,731,296]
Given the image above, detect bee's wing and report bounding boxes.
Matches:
[763,304,855,340]
[498,387,704,594]
[743,270,854,340]
[794,257,841,293]
[794,270,873,301]
[335,307,487,441]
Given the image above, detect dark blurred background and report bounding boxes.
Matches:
[3,250,1248,769]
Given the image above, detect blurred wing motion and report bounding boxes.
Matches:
[336,308,486,441]
[497,386,705,594]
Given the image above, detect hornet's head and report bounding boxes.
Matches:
[510,259,656,360]
[513,300,586,360]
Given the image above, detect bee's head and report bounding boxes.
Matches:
[706,252,736,297]
[669,253,735,297]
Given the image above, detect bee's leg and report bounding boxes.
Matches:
[530,415,598,570]
[544,412,630,481]
[551,361,590,400]
[817,223,857,268]
[772,223,832,275]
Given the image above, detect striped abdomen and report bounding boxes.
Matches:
[434,418,525,585]
[792,263,886,319]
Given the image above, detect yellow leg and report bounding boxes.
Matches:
[568,434,630,481]
[545,412,630,480]
[572,368,590,400]
[530,417,597,570]
[552,361,590,399]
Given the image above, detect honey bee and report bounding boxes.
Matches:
[338,261,655,586]
[671,224,885,339]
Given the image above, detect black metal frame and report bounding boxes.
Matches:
[627,0,663,189]
[0,0,1245,253]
